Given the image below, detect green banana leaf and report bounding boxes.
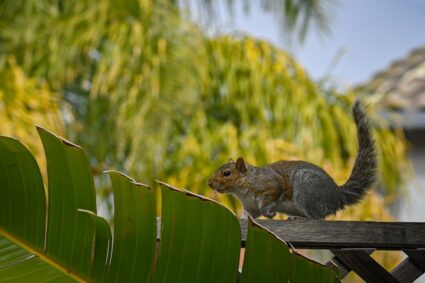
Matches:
[0,128,339,282]
[106,171,156,282]
[153,181,241,283]
[0,132,84,282]
[241,218,339,282]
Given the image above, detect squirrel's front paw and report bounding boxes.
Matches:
[262,208,276,219]
[259,201,277,219]
[287,216,307,220]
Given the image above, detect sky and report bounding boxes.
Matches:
[224,0,425,87]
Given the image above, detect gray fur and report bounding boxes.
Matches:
[288,101,377,218]
[340,100,377,206]
[208,101,377,219]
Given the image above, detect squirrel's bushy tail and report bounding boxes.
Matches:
[340,100,377,205]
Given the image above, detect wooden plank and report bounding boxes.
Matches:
[326,255,351,278]
[157,219,425,249]
[331,249,399,283]
[391,249,425,283]
[391,257,424,283]
[240,219,425,249]
[404,249,425,271]
[326,249,374,278]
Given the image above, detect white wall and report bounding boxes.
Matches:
[399,130,425,222]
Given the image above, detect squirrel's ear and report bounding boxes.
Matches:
[236,157,247,174]
[228,158,235,164]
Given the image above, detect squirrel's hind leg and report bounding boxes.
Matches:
[292,169,341,219]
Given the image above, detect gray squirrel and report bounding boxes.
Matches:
[208,101,377,219]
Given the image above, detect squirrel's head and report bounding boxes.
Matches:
[208,157,248,193]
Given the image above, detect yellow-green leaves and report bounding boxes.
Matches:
[0,59,63,173]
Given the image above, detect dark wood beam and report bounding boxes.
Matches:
[156,218,425,249]
[391,257,424,283]
[326,249,374,278]
[241,219,425,249]
[404,249,425,271]
[331,249,399,283]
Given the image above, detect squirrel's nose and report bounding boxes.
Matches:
[208,179,213,187]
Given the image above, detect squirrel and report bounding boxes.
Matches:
[207,101,377,219]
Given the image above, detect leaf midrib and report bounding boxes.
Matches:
[0,227,88,283]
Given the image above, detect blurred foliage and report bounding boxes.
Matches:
[0,0,409,226]
[0,58,63,173]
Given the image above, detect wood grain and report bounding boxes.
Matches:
[241,219,425,249]
[157,218,425,249]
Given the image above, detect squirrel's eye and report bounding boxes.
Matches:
[223,171,232,177]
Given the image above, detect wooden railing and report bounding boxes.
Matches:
[156,219,425,282]
[243,220,425,283]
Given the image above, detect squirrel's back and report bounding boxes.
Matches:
[270,101,377,218]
